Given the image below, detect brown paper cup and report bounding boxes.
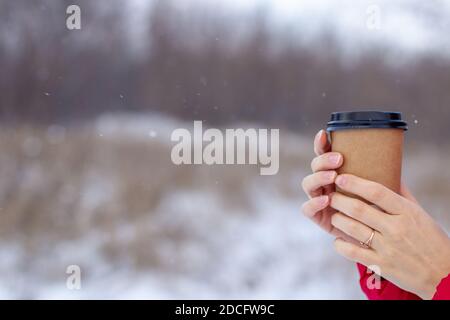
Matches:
[327,111,407,199]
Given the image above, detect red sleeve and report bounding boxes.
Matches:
[357,263,421,300]
[432,274,450,300]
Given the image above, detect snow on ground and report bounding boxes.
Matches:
[2,188,361,299]
[0,113,376,299]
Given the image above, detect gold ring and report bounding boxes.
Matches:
[360,230,375,248]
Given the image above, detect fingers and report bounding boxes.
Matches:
[314,130,331,156]
[301,195,329,218]
[331,212,381,250]
[329,192,389,233]
[335,174,412,214]
[302,171,337,198]
[301,200,360,244]
[311,152,343,172]
[334,237,379,266]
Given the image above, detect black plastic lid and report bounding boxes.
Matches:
[326,111,408,131]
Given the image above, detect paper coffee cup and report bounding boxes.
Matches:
[326,111,408,196]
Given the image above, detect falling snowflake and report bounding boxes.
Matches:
[44,92,50,96]
[149,130,157,138]
[414,119,419,124]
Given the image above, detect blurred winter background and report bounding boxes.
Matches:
[1,0,450,299]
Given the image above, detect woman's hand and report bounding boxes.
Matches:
[302,129,384,245]
[329,173,450,299]
[301,130,359,243]
[301,130,340,235]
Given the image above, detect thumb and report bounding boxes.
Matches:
[313,129,331,156]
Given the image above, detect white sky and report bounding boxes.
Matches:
[207,0,450,55]
[131,0,450,56]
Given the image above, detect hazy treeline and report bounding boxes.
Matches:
[1,0,450,139]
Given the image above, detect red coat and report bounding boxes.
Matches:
[357,263,450,300]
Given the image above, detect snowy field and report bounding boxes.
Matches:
[0,113,448,299]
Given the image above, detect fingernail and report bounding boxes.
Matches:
[315,130,323,141]
[317,195,328,205]
[335,175,346,187]
[329,154,341,165]
[325,171,337,181]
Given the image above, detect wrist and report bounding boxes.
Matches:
[421,273,447,300]
[421,247,450,300]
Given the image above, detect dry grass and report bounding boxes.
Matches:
[0,122,449,279]
[0,123,275,272]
